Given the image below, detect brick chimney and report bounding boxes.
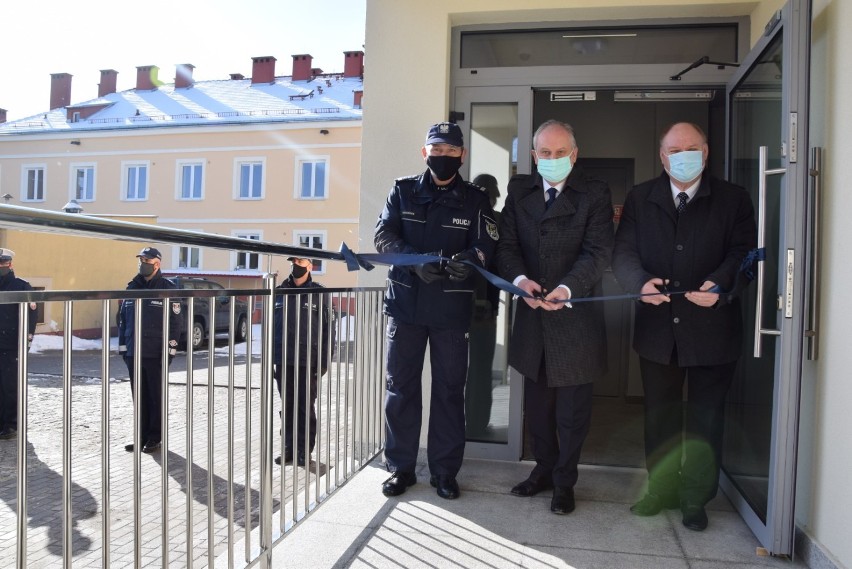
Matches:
[251,56,276,84]
[353,90,363,108]
[50,73,73,110]
[0,108,6,124]
[175,63,195,88]
[292,54,313,81]
[98,69,118,97]
[136,66,160,90]
[343,51,364,78]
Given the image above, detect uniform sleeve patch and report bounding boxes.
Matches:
[484,215,499,240]
[172,302,182,315]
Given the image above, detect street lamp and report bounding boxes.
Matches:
[62,199,84,214]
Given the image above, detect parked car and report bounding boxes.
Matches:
[166,277,250,350]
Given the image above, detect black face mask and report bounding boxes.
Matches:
[0,267,10,278]
[290,264,309,279]
[426,155,462,183]
[139,262,156,278]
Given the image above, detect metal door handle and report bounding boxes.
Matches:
[754,146,785,358]
[805,147,823,359]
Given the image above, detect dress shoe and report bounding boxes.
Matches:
[510,477,552,497]
[0,427,17,440]
[141,440,161,454]
[275,449,294,466]
[550,486,575,514]
[382,471,417,497]
[430,475,460,500]
[630,493,680,516]
[681,503,708,531]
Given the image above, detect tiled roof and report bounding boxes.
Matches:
[0,74,363,135]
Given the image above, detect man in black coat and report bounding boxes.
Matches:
[612,122,757,531]
[496,120,614,515]
[272,256,333,467]
[0,248,37,440]
[118,247,183,454]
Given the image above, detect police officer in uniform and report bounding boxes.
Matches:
[0,248,37,440]
[375,122,498,500]
[273,256,334,467]
[118,247,183,453]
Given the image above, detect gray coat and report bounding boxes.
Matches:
[495,168,614,386]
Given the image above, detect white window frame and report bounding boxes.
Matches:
[21,163,47,202]
[176,159,205,201]
[233,157,266,200]
[70,162,96,202]
[294,155,330,200]
[293,230,327,274]
[121,160,150,201]
[174,244,202,270]
[232,230,263,271]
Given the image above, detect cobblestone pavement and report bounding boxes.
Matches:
[0,354,380,568]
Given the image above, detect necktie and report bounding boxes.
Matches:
[676,192,689,215]
[545,187,557,210]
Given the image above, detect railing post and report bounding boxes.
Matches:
[259,271,275,567]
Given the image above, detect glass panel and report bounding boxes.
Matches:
[301,162,312,197]
[723,33,783,523]
[465,102,517,445]
[461,25,737,68]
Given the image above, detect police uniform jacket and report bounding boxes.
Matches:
[612,171,757,367]
[273,275,334,370]
[374,170,498,329]
[0,270,38,351]
[495,167,614,387]
[118,271,183,359]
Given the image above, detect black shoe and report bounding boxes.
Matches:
[297,450,306,467]
[382,471,417,497]
[430,475,460,500]
[550,486,575,514]
[141,440,161,454]
[510,477,552,497]
[0,427,17,440]
[124,443,135,452]
[630,493,680,516]
[275,449,294,466]
[681,503,708,531]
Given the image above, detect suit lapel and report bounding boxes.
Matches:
[646,173,678,223]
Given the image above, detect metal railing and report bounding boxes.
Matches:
[0,205,387,568]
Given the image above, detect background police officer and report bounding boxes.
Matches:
[0,248,37,440]
[374,122,498,500]
[273,256,334,467]
[118,247,182,454]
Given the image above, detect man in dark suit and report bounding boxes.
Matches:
[496,120,613,514]
[612,122,757,531]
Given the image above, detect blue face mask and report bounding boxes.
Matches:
[536,156,573,184]
[666,150,704,183]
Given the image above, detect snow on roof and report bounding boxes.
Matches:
[0,73,363,135]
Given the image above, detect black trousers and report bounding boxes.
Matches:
[125,356,165,443]
[0,350,19,430]
[274,364,318,453]
[639,355,737,506]
[524,375,594,489]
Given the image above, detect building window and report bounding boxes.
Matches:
[72,165,95,202]
[236,159,264,199]
[22,166,46,202]
[177,161,204,200]
[177,246,201,269]
[234,233,261,270]
[294,231,326,273]
[123,162,149,201]
[296,158,328,199]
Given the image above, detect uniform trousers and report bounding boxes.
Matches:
[384,317,468,477]
[274,364,318,453]
[0,350,20,430]
[125,356,165,444]
[639,355,737,506]
[525,374,594,488]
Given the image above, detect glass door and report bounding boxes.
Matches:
[454,86,532,461]
[721,0,811,555]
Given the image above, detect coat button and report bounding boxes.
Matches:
[676,244,684,251]
[673,317,680,324]
[673,281,680,287]
[540,278,547,285]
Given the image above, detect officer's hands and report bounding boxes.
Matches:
[640,278,671,305]
[168,347,177,366]
[413,262,444,284]
[686,280,719,308]
[445,251,476,281]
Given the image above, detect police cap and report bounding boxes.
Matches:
[425,122,463,147]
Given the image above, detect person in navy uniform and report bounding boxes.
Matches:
[0,248,37,440]
[612,122,757,531]
[374,122,498,500]
[272,256,334,467]
[118,247,183,454]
